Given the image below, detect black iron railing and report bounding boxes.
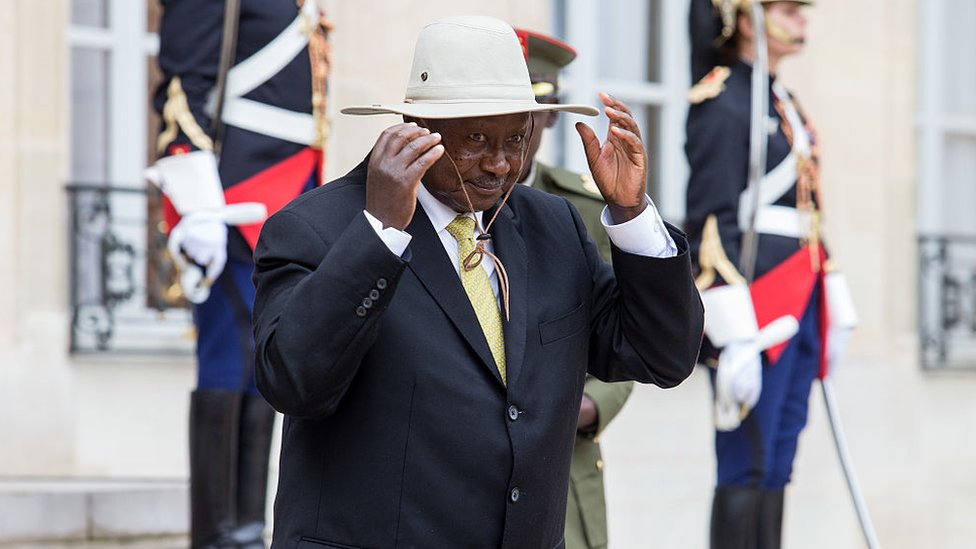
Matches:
[918,234,976,370]
[67,183,193,354]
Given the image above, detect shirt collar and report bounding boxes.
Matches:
[416,183,485,235]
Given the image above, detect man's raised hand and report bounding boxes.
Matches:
[575,92,648,224]
[366,122,444,230]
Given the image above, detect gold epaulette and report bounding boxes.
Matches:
[157,76,214,154]
[695,214,746,290]
[688,66,731,105]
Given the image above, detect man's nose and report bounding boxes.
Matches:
[480,147,512,177]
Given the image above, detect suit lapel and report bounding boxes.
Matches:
[405,204,503,386]
[488,200,528,389]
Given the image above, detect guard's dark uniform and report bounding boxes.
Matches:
[685,20,831,548]
[687,57,827,488]
[153,1,328,547]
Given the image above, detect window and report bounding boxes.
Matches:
[917,0,976,369]
[68,0,193,354]
[555,0,691,222]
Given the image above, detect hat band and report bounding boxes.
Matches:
[405,83,534,104]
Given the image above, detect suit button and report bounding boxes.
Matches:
[507,405,519,421]
[510,487,520,503]
[596,459,604,471]
[369,289,380,300]
[355,306,367,318]
[376,278,388,290]
[362,297,373,309]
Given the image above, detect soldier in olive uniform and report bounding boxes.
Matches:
[514,28,635,549]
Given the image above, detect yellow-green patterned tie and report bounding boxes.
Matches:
[445,216,506,384]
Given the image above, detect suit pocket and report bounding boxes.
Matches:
[539,302,588,346]
[298,537,365,549]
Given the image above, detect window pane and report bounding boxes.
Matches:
[939,135,976,234]
[597,0,662,82]
[71,48,110,183]
[72,0,108,28]
[635,104,662,204]
[941,0,976,117]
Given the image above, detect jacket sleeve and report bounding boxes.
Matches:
[153,0,224,156]
[581,197,705,388]
[251,209,408,418]
[684,99,749,280]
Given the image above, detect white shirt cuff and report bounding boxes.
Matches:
[363,210,412,257]
[601,197,678,258]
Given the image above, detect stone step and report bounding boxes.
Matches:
[0,478,187,545]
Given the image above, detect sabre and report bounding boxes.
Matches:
[738,0,768,283]
[821,376,882,549]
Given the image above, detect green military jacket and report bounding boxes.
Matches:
[529,162,636,549]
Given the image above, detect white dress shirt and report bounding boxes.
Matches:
[363,181,678,298]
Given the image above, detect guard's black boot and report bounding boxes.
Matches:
[232,394,277,549]
[710,485,762,549]
[190,390,242,549]
[758,489,785,549]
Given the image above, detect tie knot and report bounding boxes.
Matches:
[446,215,476,242]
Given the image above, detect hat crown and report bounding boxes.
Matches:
[405,16,534,104]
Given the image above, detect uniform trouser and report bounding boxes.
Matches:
[190,257,274,548]
[709,289,820,549]
[713,287,821,489]
[195,257,258,393]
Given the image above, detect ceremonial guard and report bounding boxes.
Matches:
[685,1,857,548]
[148,1,330,547]
[514,28,635,549]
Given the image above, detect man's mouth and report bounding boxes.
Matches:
[466,177,506,193]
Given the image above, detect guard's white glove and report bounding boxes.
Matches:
[145,150,266,304]
[824,271,858,375]
[702,283,801,431]
[826,325,852,371]
[713,316,799,431]
[714,340,762,430]
[167,212,227,304]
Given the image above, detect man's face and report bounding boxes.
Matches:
[765,2,808,55]
[420,113,531,212]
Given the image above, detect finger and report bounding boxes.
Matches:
[373,122,423,158]
[397,132,442,165]
[599,91,634,118]
[610,125,646,161]
[205,252,227,284]
[404,143,445,181]
[387,124,433,157]
[605,106,642,139]
[575,122,602,169]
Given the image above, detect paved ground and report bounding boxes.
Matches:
[5,350,975,548]
[0,540,185,549]
[600,352,976,549]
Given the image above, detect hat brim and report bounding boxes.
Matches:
[341,100,598,119]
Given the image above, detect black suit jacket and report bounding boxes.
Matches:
[252,159,704,549]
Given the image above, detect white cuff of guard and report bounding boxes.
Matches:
[701,283,760,347]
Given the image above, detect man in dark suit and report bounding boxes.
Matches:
[252,16,703,549]
[513,28,635,549]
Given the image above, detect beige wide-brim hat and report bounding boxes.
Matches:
[341,16,599,120]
